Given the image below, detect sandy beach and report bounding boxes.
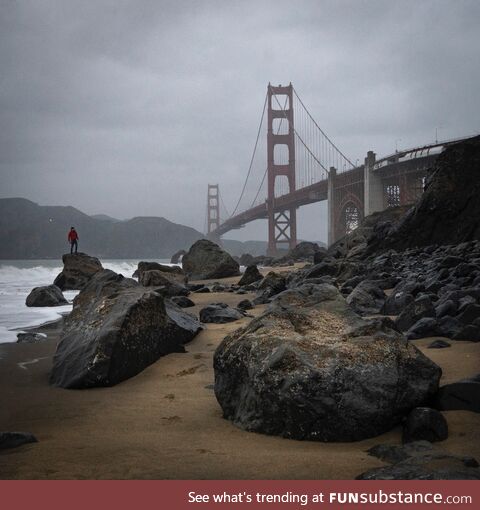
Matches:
[1,269,479,480]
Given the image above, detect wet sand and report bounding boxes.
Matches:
[1,270,479,479]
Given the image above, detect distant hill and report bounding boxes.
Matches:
[0,198,277,260]
[0,198,204,259]
[0,198,327,259]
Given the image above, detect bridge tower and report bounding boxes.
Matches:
[207,184,220,241]
[267,83,297,256]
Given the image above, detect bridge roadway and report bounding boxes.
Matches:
[213,136,473,239]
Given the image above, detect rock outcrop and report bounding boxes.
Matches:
[53,252,103,291]
[214,284,441,441]
[50,269,202,388]
[182,240,240,280]
[25,285,68,307]
[378,136,480,251]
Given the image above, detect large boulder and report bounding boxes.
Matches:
[238,265,263,286]
[25,284,68,307]
[53,252,103,291]
[182,240,240,280]
[50,269,202,388]
[214,284,441,441]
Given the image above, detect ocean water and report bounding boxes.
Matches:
[0,259,172,344]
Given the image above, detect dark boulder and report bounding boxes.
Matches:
[50,270,202,388]
[170,296,195,308]
[456,303,480,324]
[239,253,255,266]
[428,339,451,349]
[358,441,480,480]
[138,270,188,297]
[199,303,243,324]
[237,299,254,311]
[402,407,448,443]
[253,271,287,304]
[437,315,463,338]
[133,261,185,281]
[138,269,182,286]
[17,332,47,343]
[346,280,386,315]
[0,432,38,450]
[313,248,328,265]
[170,249,186,264]
[382,291,414,315]
[53,252,103,291]
[434,375,480,413]
[366,440,433,464]
[406,317,441,340]
[214,284,441,442]
[182,239,240,280]
[25,284,68,307]
[238,265,263,286]
[395,295,436,332]
[435,299,457,318]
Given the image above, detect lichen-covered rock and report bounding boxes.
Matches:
[50,269,202,388]
[53,252,103,291]
[25,285,68,307]
[182,240,240,280]
[214,284,441,441]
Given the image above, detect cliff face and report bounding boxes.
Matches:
[331,136,480,258]
[0,198,204,259]
[383,135,480,250]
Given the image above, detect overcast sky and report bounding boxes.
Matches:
[1,0,479,243]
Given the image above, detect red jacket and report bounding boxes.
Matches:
[68,229,78,242]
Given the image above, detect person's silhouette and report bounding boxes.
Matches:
[68,227,79,254]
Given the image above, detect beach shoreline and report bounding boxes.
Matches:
[1,266,479,480]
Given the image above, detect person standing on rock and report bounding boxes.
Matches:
[68,227,79,254]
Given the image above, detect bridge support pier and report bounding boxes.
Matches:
[363,150,382,216]
[327,167,337,247]
[207,184,221,244]
[266,83,297,256]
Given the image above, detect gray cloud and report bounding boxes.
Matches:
[1,0,479,243]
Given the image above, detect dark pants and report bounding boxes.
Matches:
[70,240,78,254]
